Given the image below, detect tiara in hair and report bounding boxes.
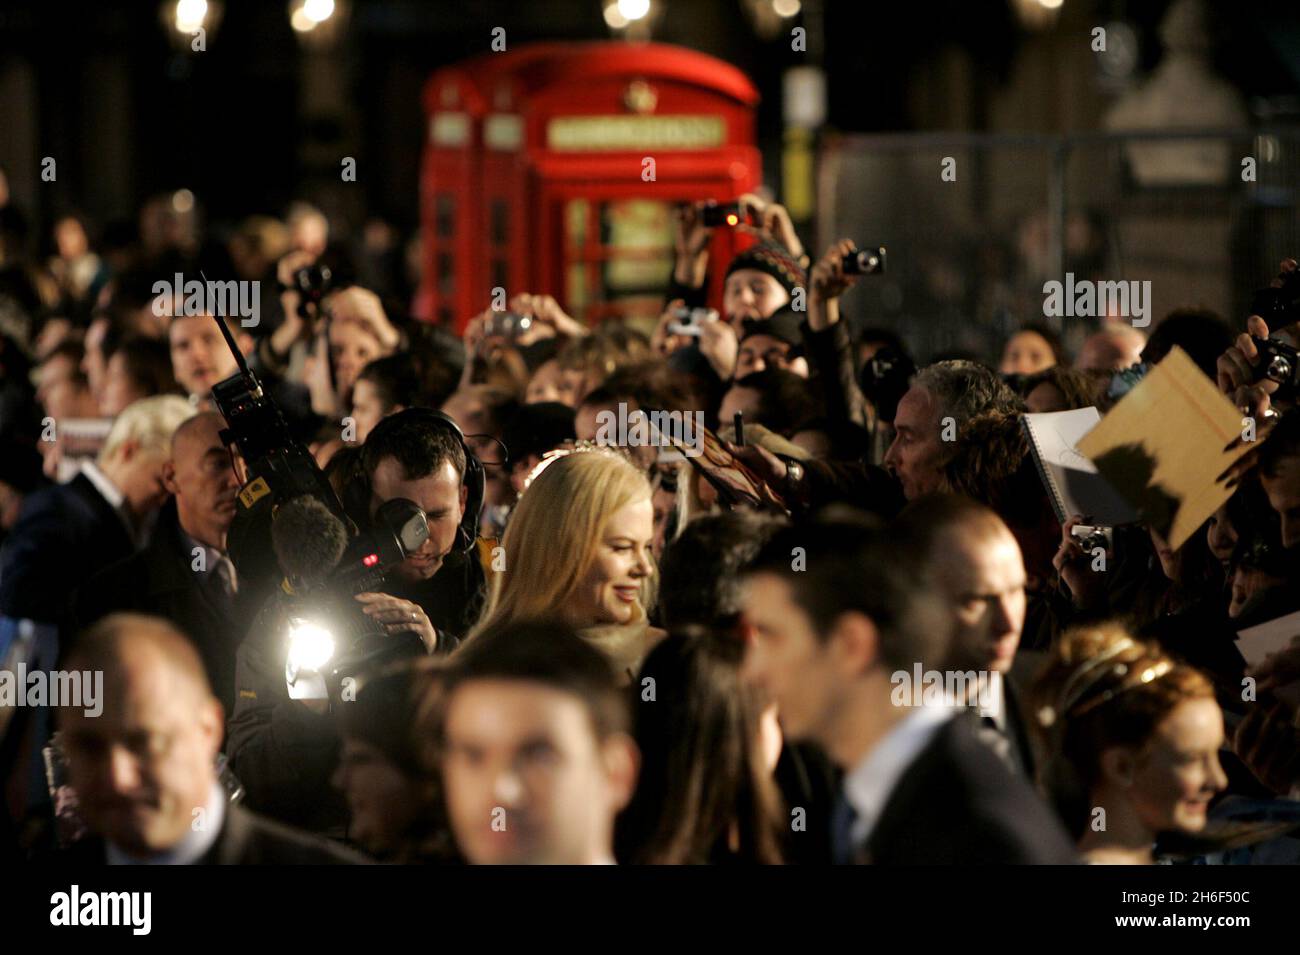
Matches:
[520,442,635,493]
[1036,637,1173,728]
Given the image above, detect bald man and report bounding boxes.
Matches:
[1076,325,1146,372]
[894,495,1038,777]
[75,413,248,714]
[57,613,365,864]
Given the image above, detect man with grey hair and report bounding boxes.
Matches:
[0,394,195,623]
[883,361,1023,501]
[730,359,1022,515]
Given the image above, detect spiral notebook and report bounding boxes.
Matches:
[1021,408,1139,526]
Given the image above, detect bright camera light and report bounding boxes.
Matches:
[617,0,651,22]
[286,619,336,673]
[175,0,208,33]
[1037,0,1064,9]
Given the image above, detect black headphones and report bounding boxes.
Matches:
[349,407,485,554]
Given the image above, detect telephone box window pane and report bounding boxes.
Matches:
[490,199,509,245]
[437,252,454,296]
[566,199,589,248]
[435,195,455,239]
[601,200,673,292]
[492,258,509,292]
[567,263,588,314]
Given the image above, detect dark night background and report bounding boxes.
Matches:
[2,0,1298,232]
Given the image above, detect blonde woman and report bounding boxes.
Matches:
[469,448,663,682]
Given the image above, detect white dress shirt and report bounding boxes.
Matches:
[842,704,957,848]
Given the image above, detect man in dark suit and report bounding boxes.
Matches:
[0,395,193,838]
[75,412,246,715]
[893,495,1041,777]
[56,612,365,865]
[0,394,195,625]
[740,514,1077,864]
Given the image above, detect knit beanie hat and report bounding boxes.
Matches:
[724,240,807,297]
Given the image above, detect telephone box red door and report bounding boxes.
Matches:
[419,42,761,332]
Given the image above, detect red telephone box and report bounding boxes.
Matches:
[418,42,761,333]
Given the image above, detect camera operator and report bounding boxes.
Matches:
[225,409,487,833]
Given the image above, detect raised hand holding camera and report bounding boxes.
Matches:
[734,192,803,260]
[809,238,860,331]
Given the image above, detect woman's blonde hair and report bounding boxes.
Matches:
[470,448,655,636]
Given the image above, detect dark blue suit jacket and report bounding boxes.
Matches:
[0,472,135,626]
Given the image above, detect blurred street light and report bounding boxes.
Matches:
[159,0,222,51]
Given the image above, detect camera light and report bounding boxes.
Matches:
[725,212,739,226]
[286,619,336,673]
[362,553,379,567]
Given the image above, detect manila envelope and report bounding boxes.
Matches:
[1076,346,1254,551]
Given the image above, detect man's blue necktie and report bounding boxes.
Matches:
[831,792,859,865]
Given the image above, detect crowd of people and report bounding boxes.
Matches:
[1,175,1299,865]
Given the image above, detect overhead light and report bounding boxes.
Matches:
[303,0,335,22]
[288,0,348,44]
[602,0,659,37]
[603,4,629,29]
[772,0,802,17]
[617,0,651,21]
[175,0,208,33]
[160,0,223,51]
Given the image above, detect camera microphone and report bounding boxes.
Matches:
[272,495,349,590]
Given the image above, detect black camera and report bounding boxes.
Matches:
[859,345,915,423]
[1071,524,1113,554]
[276,496,431,701]
[291,263,333,319]
[1250,336,1300,401]
[210,312,352,614]
[211,363,344,521]
[700,201,747,228]
[842,246,887,275]
[1251,268,1300,329]
[483,310,534,339]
